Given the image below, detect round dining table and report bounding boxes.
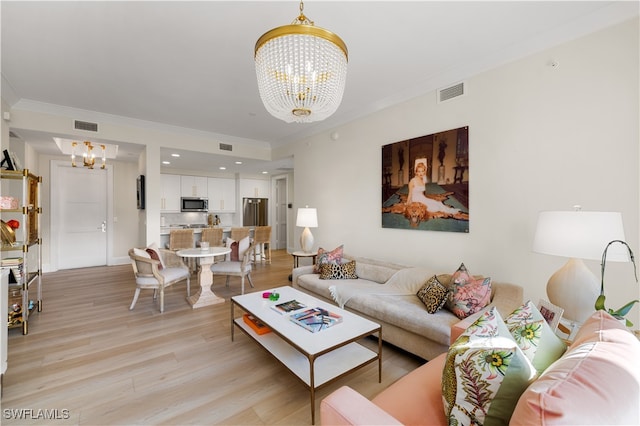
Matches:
[177,246,231,309]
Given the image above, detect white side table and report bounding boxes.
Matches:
[288,251,318,282]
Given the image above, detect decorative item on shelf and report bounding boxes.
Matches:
[296,206,318,253]
[0,196,19,209]
[532,206,627,324]
[0,219,16,245]
[595,240,638,327]
[71,141,106,169]
[254,0,348,123]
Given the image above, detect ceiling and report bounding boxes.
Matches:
[2,1,638,174]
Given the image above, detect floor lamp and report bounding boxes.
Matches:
[533,209,627,324]
[296,207,318,253]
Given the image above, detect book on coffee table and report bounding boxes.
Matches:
[243,314,271,335]
[271,299,307,315]
[289,307,343,333]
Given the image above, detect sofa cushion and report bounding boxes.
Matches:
[361,294,458,344]
[443,307,537,426]
[416,275,449,314]
[372,353,448,426]
[320,260,358,280]
[504,300,567,374]
[512,310,640,425]
[314,245,344,273]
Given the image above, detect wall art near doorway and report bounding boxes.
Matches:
[381,126,469,233]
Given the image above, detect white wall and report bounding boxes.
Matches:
[287,18,640,324]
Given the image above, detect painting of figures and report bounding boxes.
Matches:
[381,126,469,232]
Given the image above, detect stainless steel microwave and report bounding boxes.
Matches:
[181,197,208,212]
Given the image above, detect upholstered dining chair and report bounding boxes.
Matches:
[230,227,251,242]
[210,241,255,294]
[252,225,272,265]
[128,247,191,313]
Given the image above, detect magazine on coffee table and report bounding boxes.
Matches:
[271,299,307,315]
[289,307,343,333]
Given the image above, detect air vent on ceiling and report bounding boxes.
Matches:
[219,143,233,152]
[74,119,99,132]
[438,82,465,103]
[9,131,19,138]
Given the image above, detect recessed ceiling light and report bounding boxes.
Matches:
[262,171,268,174]
[162,161,170,165]
[171,153,180,157]
[235,161,242,165]
[219,166,226,170]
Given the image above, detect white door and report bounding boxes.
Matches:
[52,163,109,269]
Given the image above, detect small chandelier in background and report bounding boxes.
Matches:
[254,0,348,123]
[71,141,106,169]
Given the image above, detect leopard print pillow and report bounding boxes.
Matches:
[416,275,449,314]
[319,260,358,280]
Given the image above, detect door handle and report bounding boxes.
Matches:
[99,221,106,232]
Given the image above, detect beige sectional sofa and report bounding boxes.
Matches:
[292,254,523,361]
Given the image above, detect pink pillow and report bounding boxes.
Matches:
[511,310,640,425]
[314,245,344,273]
[445,263,491,319]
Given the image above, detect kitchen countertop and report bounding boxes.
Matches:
[159,226,255,236]
[160,226,232,235]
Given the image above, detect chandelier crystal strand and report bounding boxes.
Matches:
[100,145,106,169]
[71,142,77,167]
[255,1,348,123]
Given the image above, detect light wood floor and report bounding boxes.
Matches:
[2,249,423,425]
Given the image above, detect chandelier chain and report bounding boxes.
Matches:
[293,0,313,26]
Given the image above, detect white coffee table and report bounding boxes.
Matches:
[230,286,382,424]
[177,246,231,308]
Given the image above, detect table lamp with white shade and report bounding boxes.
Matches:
[532,208,628,324]
[296,207,318,253]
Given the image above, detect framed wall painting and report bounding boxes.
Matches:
[382,126,469,232]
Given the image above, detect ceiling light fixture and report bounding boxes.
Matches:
[254,0,348,123]
[71,141,106,169]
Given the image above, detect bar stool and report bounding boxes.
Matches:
[230,227,250,241]
[169,228,195,271]
[201,227,225,261]
[252,226,272,264]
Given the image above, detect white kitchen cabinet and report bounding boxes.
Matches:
[160,174,181,212]
[181,175,208,198]
[239,178,270,199]
[207,177,236,212]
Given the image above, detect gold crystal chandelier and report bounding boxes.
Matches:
[254,0,348,123]
[71,141,106,169]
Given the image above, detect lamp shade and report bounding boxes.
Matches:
[296,207,318,228]
[533,211,628,262]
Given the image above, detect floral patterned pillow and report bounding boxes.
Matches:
[442,307,537,426]
[505,300,567,374]
[445,263,492,319]
[314,245,344,273]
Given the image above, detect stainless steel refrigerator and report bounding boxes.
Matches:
[242,198,268,226]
